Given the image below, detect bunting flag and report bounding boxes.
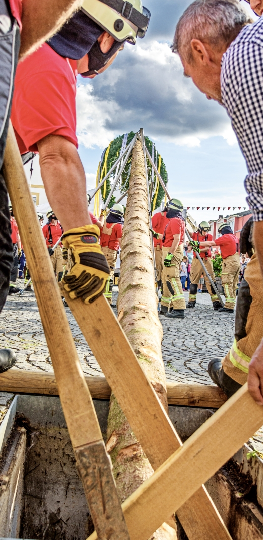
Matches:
[185,206,248,211]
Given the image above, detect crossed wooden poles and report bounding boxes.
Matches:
[3,124,263,540]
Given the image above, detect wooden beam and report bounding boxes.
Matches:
[3,124,130,540]
[64,291,232,540]
[88,384,263,540]
[0,369,227,408]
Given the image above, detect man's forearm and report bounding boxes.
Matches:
[20,0,82,60]
[253,221,263,279]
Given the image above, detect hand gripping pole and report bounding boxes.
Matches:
[3,123,130,540]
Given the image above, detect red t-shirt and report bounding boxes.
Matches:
[9,0,22,27]
[42,222,63,247]
[11,43,78,154]
[163,217,185,248]
[152,211,170,247]
[215,234,238,259]
[192,231,213,259]
[11,217,19,244]
[100,223,123,251]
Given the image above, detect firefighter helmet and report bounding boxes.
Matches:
[167,198,183,211]
[46,209,53,219]
[81,0,151,44]
[37,213,44,220]
[218,222,230,233]
[198,221,210,233]
[110,203,124,215]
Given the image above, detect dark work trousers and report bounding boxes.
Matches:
[0,0,20,312]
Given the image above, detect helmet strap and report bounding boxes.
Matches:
[81,39,123,77]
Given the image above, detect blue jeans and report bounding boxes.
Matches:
[180,276,187,290]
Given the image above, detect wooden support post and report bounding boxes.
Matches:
[0,369,227,408]
[63,141,231,540]
[90,384,263,540]
[3,123,130,540]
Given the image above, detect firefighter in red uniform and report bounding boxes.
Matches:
[42,210,64,282]
[151,206,170,288]
[161,198,186,318]
[100,204,123,306]
[199,222,240,313]
[187,221,221,310]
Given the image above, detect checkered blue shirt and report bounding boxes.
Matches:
[221,17,263,221]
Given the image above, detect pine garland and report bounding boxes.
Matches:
[99,132,168,210]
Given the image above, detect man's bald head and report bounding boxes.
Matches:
[173,0,251,63]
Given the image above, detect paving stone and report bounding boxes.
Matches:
[0,289,235,385]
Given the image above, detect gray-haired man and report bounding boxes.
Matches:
[173,0,263,405]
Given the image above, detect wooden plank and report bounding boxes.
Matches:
[89,384,263,540]
[0,369,227,408]
[64,291,232,540]
[3,124,130,540]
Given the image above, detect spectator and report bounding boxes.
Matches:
[180,256,188,291]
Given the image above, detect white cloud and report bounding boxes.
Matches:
[76,18,238,150]
[85,172,96,190]
[76,84,117,149]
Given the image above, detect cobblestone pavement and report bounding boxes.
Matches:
[0,280,234,385]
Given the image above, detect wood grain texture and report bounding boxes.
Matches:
[0,369,227,407]
[3,124,128,539]
[89,384,263,540]
[75,441,130,540]
[64,266,230,537]
[3,124,101,449]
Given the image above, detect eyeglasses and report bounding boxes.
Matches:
[137,6,151,38]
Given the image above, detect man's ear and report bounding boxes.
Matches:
[98,31,115,53]
[190,39,209,65]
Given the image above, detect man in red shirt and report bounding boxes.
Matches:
[160,198,186,318]
[0,0,109,373]
[152,207,170,288]
[11,1,151,305]
[199,223,240,313]
[187,221,221,310]
[100,204,123,306]
[42,210,64,282]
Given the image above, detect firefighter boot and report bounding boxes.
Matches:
[208,358,241,398]
[0,349,16,373]
[213,301,222,311]
[165,309,185,319]
[218,307,234,314]
[159,305,169,315]
[187,283,197,308]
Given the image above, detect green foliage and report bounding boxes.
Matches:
[99,131,168,210]
[212,254,223,277]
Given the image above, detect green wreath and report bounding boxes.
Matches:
[98,132,168,211]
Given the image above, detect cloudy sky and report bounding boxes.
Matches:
[76,0,255,222]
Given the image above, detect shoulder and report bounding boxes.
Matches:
[222,20,263,109]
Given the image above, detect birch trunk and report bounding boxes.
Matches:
[106,139,177,540]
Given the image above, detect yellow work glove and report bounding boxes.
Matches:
[61,225,110,304]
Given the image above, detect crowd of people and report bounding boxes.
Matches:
[0,0,263,407]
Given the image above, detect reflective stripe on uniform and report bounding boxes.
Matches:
[161,295,171,304]
[229,338,251,373]
[189,294,196,300]
[211,294,218,301]
[171,279,184,300]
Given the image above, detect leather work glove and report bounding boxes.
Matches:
[164,253,174,267]
[189,240,200,253]
[150,228,159,239]
[100,209,107,217]
[61,224,110,304]
[62,246,68,261]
